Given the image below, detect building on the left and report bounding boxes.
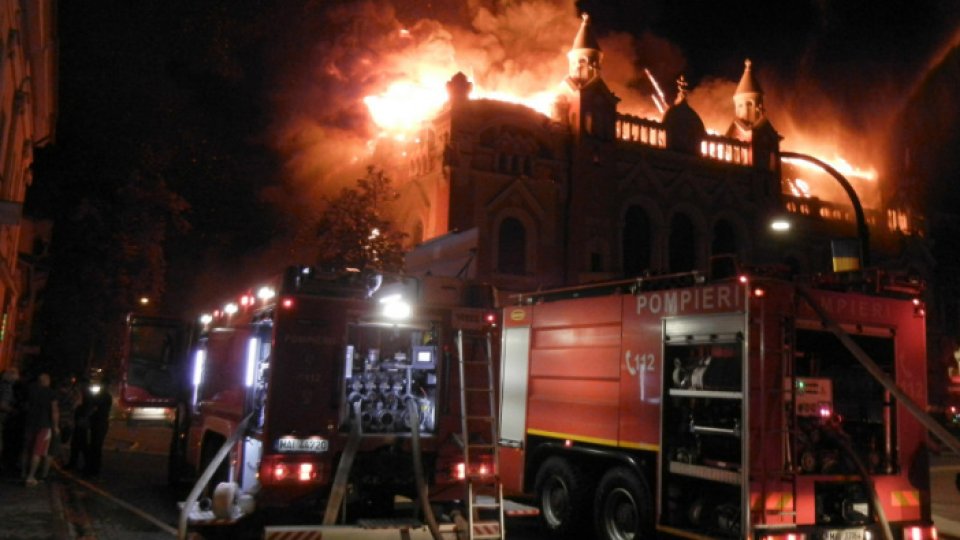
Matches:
[0,1,57,371]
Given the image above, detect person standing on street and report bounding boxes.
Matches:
[84,376,112,479]
[22,372,58,486]
[54,376,81,465]
[66,379,94,472]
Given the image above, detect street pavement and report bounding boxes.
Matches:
[0,465,76,540]
[932,453,960,538]
[1,425,958,539]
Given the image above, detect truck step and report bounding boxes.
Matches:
[467,474,501,484]
[467,443,496,450]
[470,521,502,539]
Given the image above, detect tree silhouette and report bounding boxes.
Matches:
[310,167,407,272]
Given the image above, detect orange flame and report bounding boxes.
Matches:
[274,2,886,215]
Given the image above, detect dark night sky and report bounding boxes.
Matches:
[27,0,960,316]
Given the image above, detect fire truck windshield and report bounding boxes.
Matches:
[121,315,189,407]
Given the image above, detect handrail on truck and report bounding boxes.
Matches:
[177,411,255,540]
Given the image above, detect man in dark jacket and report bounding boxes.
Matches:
[66,380,95,472]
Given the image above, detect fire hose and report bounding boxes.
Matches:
[407,396,443,540]
[177,411,255,540]
[323,401,363,525]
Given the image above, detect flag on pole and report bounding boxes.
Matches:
[831,238,861,272]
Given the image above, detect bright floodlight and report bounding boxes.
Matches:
[199,313,213,325]
[224,302,239,315]
[770,219,791,232]
[257,286,276,301]
[380,293,411,320]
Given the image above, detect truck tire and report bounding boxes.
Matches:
[593,467,653,540]
[534,456,590,538]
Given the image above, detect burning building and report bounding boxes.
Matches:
[369,14,924,294]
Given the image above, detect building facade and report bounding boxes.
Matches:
[393,15,922,299]
[0,0,56,370]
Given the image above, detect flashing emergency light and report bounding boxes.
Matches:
[738,275,749,285]
[281,297,294,309]
[454,462,466,480]
[818,403,832,419]
[753,287,766,297]
[484,312,497,326]
[192,349,206,408]
[241,295,253,307]
[199,313,213,325]
[246,338,259,387]
[224,302,238,315]
[257,286,276,301]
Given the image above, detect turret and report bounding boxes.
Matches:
[663,76,706,155]
[725,59,781,171]
[566,13,602,88]
[557,13,619,140]
[733,59,763,128]
[446,71,473,109]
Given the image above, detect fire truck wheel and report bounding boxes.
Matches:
[534,457,590,538]
[593,467,653,540]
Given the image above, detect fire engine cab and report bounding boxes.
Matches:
[498,270,944,540]
[158,266,500,538]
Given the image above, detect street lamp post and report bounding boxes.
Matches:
[780,151,870,267]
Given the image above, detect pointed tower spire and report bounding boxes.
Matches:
[567,13,603,87]
[733,59,764,127]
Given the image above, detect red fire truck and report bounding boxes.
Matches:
[498,270,951,540]
[157,266,500,538]
[118,313,192,426]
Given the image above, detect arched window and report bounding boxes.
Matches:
[669,213,697,272]
[711,219,738,257]
[498,218,526,275]
[622,206,651,277]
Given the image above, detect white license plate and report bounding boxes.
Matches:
[275,437,329,453]
[824,529,864,540]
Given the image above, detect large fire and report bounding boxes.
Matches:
[275,1,887,215]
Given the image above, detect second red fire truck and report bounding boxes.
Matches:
[497,270,947,540]
[121,266,502,538]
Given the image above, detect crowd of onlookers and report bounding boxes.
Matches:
[0,367,112,486]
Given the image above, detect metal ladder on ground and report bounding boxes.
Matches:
[456,329,504,540]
